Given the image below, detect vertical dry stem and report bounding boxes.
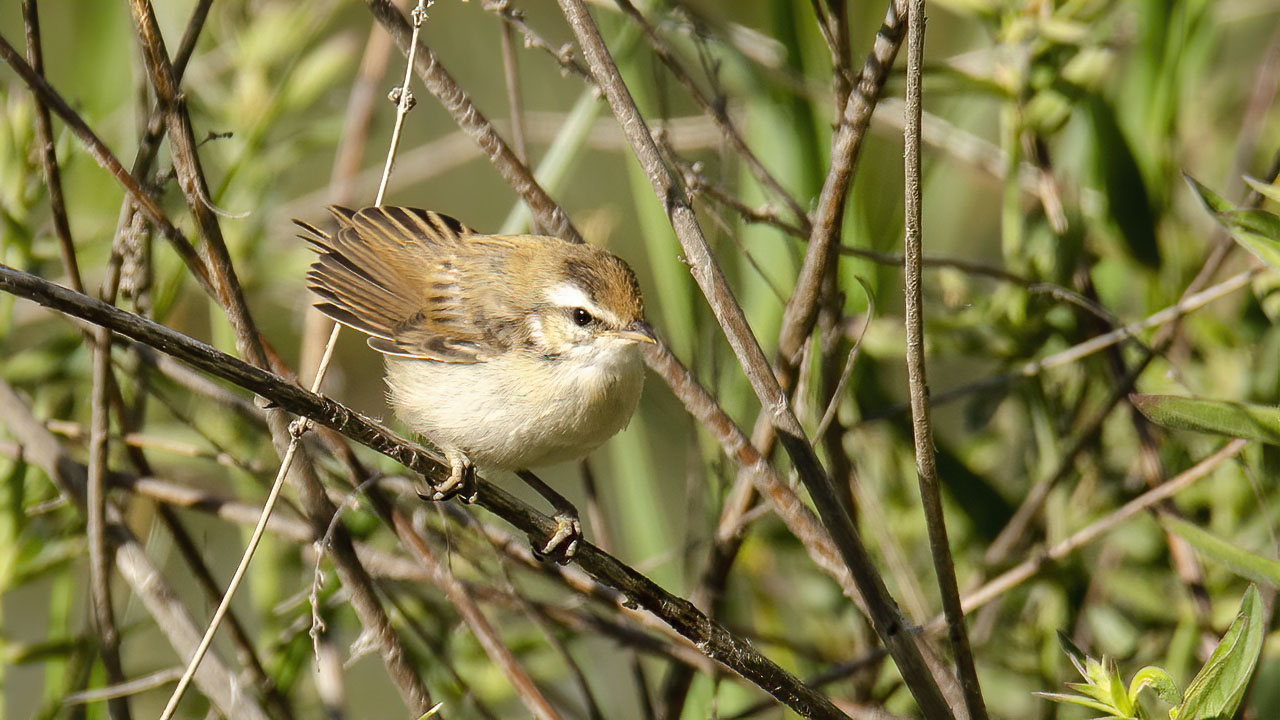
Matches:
[555,0,953,716]
[901,2,986,717]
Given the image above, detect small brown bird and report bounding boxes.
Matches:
[299,206,654,558]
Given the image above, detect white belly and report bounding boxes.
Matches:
[384,347,644,470]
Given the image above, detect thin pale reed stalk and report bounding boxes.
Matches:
[149,2,436,716]
[902,1,987,716]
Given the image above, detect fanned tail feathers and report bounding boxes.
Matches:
[298,205,483,361]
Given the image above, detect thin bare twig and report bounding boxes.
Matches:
[498,9,535,234]
[500,19,530,167]
[370,492,565,720]
[301,0,402,384]
[688,174,810,238]
[21,4,129,717]
[482,0,593,82]
[779,0,906,374]
[87,329,131,720]
[902,2,986,717]
[62,668,185,706]
[124,2,433,714]
[0,380,270,720]
[614,0,810,228]
[155,502,297,720]
[21,0,83,294]
[858,268,1261,425]
[956,440,1247,619]
[366,0,584,243]
[0,31,214,294]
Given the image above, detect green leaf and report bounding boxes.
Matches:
[1058,631,1092,676]
[1130,394,1280,444]
[1185,174,1280,271]
[1244,175,1280,205]
[1108,659,1134,715]
[1162,517,1280,588]
[1088,95,1160,267]
[6,637,82,664]
[1185,174,1235,215]
[1067,680,1117,705]
[1223,208,1280,270]
[1129,666,1179,707]
[1042,633,1135,717]
[416,702,445,719]
[1175,585,1265,720]
[1033,691,1125,715]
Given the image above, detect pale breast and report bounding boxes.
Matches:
[384,345,645,470]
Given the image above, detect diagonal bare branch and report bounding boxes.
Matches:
[365,0,583,244]
[0,379,270,720]
[125,3,433,713]
[0,264,854,720]
[553,1,953,716]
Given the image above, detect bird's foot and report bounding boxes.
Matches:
[531,509,581,565]
[417,452,478,504]
[514,470,582,563]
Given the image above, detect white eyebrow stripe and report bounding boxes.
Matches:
[547,282,596,311]
[546,282,624,326]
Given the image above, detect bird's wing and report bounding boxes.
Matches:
[302,205,518,363]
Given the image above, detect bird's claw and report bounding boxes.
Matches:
[416,460,477,504]
[532,510,581,564]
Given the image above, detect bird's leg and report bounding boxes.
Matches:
[418,448,478,503]
[517,470,581,563]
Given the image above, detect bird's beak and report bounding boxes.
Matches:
[610,320,657,345]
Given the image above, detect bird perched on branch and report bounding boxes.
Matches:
[299,205,655,560]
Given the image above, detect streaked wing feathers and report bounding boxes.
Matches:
[300,205,494,363]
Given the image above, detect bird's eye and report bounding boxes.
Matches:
[572,308,593,327]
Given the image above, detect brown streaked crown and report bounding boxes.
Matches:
[560,246,645,326]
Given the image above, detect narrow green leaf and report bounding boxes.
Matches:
[1162,517,1280,588]
[1089,95,1160,267]
[499,90,602,235]
[1057,631,1091,676]
[1108,660,1134,715]
[1130,394,1280,444]
[416,702,445,719]
[1244,175,1280,205]
[1044,633,1133,717]
[1067,680,1118,705]
[1175,585,1265,720]
[1221,208,1280,270]
[6,638,82,664]
[1224,207,1280,240]
[1185,174,1235,215]
[1184,174,1280,271]
[1033,691,1125,715]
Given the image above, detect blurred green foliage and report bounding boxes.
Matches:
[1,0,1279,719]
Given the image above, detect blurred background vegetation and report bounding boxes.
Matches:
[2,0,1280,718]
